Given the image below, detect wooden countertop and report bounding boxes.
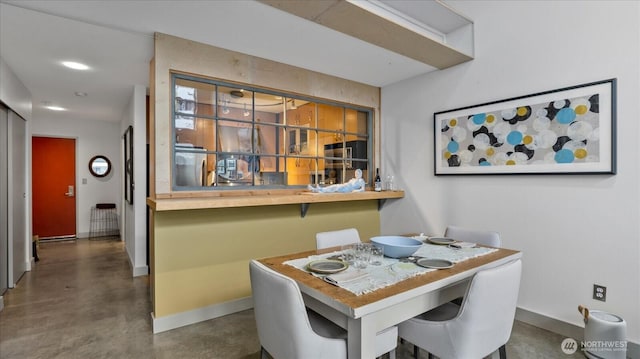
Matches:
[147,190,404,211]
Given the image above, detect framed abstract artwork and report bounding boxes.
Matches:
[434,78,616,175]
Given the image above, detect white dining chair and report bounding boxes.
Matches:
[315,228,362,249]
[442,225,503,308]
[398,259,522,359]
[249,260,398,359]
[445,225,502,247]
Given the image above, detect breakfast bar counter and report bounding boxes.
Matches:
[147,190,404,212]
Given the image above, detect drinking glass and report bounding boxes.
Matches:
[370,245,384,265]
[384,174,395,191]
[353,243,371,269]
[340,244,355,265]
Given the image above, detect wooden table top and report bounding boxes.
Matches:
[258,246,521,311]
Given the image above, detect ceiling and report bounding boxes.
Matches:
[0,0,469,124]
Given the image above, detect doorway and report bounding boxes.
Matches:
[32,137,76,240]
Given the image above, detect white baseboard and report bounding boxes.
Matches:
[124,245,148,278]
[516,307,639,358]
[151,297,253,334]
[132,265,148,277]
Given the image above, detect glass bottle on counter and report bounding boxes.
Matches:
[374,168,382,192]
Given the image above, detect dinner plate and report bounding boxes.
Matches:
[307,259,348,274]
[416,258,454,269]
[427,237,456,245]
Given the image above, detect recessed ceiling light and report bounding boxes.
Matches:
[62,61,90,70]
[75,91,88,97]
[45,105,66,111]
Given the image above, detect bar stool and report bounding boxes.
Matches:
[89,203,119,239]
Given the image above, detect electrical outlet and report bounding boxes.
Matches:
[593,284,606,302]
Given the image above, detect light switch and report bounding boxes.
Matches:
[82,178,87,184]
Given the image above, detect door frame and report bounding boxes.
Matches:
[31,135,78,240]
[8,110,28,287]
[0,104,8,294]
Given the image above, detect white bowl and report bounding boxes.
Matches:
[370,236,423,258]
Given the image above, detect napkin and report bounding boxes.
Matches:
[448,242,476,249]
[324,270,369,286]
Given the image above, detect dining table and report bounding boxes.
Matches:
[258,241,522,359]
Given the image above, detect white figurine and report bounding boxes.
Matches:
[308,169,366,193]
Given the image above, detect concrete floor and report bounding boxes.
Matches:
[0,239,583,359]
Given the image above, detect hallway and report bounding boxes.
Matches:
[0,239,259,358]
[0,239,579,358]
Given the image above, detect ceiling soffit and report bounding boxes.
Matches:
[258,0,474,70]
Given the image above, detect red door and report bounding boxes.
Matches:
[32,137,76,239]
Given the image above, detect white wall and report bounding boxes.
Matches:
[381,0,639,346]
[120,85,147,277]
[31,117,121,238]
[0,56,31,122]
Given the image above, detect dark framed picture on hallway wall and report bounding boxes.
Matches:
[123,125,134,204]
[434,78,617,175]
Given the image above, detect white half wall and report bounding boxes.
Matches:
[31,117,121,238]
[121,85,148,277]
[381,0,639,347]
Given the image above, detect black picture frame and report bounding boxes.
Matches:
[434,78,616,175]
[123,126,134,204]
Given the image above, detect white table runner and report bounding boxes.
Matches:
[284,243,498,295]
